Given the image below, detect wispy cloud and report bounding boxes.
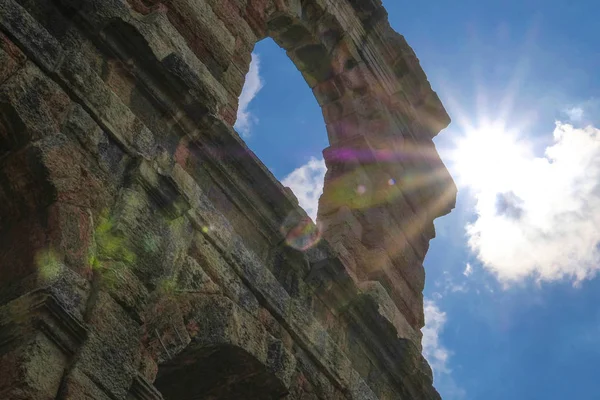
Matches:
[564,106,584,122]
[468,122,600,284]
[234,53,264,137]
[463,263,473,277]
[281,157,326,221]
[423,299,466,399]
[423,299,451,375]
[563,98,599,125]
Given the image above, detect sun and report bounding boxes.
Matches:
[450,121,530,193]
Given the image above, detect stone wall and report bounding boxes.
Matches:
[0,0,456,399]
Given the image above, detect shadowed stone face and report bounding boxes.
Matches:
[0,0,455,399]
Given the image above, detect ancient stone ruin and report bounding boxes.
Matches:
[0,0,456,398]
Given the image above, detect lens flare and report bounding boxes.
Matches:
[320,161,452,213]
[280,214,321,251]
[35,249,62,282]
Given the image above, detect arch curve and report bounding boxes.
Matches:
[154,295,295,400]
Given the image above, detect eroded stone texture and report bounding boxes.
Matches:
[0,0,456,399]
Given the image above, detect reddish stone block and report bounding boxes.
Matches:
[246,0,272,37]
[0,31,26,84]
[313,77,345,106]
[329,38,361,76]
[103,58,136,104]
[46,203,94,278]
[212,0,257,46]
[326,113,361,144]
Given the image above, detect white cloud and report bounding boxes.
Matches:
[281,157,326,221]
[467,122,600,284]
[422,299,451,375]
[463,263,473,277]
[234,53,264,137]
[565,106,584,122]
[423,299,466,399]
[563,99,599,125]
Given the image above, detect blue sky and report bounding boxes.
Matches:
[235,1,600,399]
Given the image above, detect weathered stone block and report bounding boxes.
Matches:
[0,290,88,399]
[0,31,26,85]
[0,62,71,138]
[358,281,420,345]
[143,293,190,364]
[189,234,262,318]
[0,332,68,400]
[313,76,344,106]
[0,0,63,71]
[211,0,258,46]
[166,0,236,77]
[71,292,142,399]
[57,367,114,400]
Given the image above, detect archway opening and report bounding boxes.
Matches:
[155,344,287,400]
[234,38,328,221]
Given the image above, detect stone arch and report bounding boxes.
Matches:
[157,344,287,399]
[228,0,456,234]
[223,1,457,331]
[246,1,380,148]
[152,295,295,399]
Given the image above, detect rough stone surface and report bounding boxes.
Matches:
[0,0,456,399]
